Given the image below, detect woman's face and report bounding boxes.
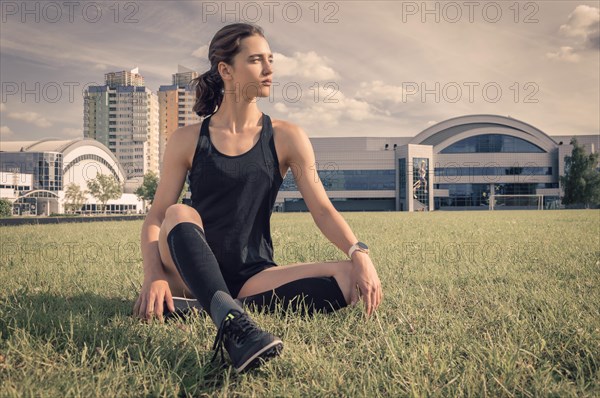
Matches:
[224,35,273,100]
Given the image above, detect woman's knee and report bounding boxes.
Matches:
[163,204,204,232]
[156,205,201,297]
[332,261,354,305]
[158,204,204,270]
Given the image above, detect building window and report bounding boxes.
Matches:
[435,166,552,177]
[412,158,429,205]
[440,134,545,153]
[280,169,395,191]
[434,183,555,208]
[398,159,406,199]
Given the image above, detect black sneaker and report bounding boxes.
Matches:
[211,309,283,373]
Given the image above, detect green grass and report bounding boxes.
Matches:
[1,210,599,397]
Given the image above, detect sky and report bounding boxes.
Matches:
[1,0,599,142]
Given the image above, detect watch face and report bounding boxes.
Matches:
[358,242,368,250]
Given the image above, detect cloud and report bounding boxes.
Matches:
[356,80,416,104]
[546,46,581,63]
[283,89,377,129]
[0,30,178,85]
[192,44,209,59]
[7,111,52,128]
[558,5,600,50]
[589,30,600,50]
[274,102,289,113]
[546,6,598,63]
[1,126,15,138]
[559,5,600,38]
[273,51,339,80]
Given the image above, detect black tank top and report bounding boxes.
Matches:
[188,112,284,293]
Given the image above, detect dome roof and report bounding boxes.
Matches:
[1,137,127,179]
[410,114,559,152]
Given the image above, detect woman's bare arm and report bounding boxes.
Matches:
[281,121,382,316]
[133,125,197,319]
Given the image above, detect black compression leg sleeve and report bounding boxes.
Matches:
[239,276,348,316]
[166,221,243,326]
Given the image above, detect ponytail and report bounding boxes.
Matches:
[191,67,224,118]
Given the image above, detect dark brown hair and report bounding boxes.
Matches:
[191,23,265,118]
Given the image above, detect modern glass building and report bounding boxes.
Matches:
[275,114,599,212]
[1,151,63,192]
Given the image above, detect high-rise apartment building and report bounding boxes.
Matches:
[158,65,201,170]
[84,67,159,181]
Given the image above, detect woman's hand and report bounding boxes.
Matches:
[132,278,175,321]
[349,252,383,317]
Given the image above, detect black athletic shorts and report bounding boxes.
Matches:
[165,276,347,319]
[239,275,348,316]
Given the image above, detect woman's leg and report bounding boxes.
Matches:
[157,204,282,372]
[157,204,244,325]
[237,260,355,305]
[157,204,199,298]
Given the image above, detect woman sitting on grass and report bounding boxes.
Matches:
[132,22,383,373]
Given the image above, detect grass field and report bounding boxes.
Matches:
[1,210,599,397]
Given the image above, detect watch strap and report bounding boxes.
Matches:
[348,242,369,259]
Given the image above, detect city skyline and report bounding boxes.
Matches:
[1,1,599,142]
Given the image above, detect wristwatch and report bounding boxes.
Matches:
[348,241,369,259]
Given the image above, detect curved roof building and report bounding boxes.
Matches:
[277,114,598,212]
[1,137,127,186]
[1,138,143,215]
[409,114,558,151]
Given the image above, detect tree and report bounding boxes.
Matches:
[560,138,600,208]
[135,171,159,204]
[134,171,189,212]
[178,181,189,204]
[0,198,13,217]
[86,174,123,214]
[63,183,88,214]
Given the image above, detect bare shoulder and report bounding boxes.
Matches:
[169,122,202,170]
[174,122,202,141]
[270,118,312,166]
[271,117,303,136]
